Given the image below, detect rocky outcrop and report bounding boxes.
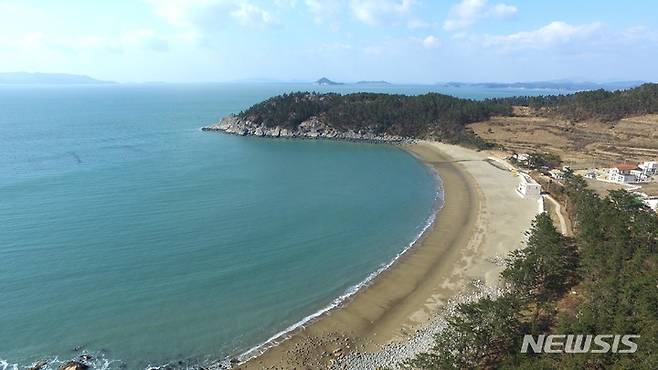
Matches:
[58,361,89,370]
[29,360,48,370]
[202,115,409,143]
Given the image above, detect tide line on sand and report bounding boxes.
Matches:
[234,141,539,369]
[230,178,444,367]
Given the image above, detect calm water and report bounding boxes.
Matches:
[0,83,562,369]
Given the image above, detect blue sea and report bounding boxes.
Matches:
[0,83,564,369]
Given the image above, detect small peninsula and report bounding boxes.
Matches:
[204,84,658,151]
[203,91,509,146]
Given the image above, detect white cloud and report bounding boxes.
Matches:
[619,25,658,45]
[0,28,171,55]
[230,2,277,26]
[490,3,517,18]
[349,0,414,26]
[145,0,207,28]
[303,0,419,29]
[422,35,440,48]
[274,0,298,7]
[304,0,344,29]
[443,0,517,31]
[482,21,602,50]
[145,0,277,31]
[449,21,658,60]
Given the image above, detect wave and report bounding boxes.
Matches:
[0,360,17,370]
[226,175,445,367]
[0,353,117,370]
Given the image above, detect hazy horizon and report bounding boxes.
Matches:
[0,71,652,86]
[1,0,658,83]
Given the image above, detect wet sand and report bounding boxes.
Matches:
[236,141,538,370]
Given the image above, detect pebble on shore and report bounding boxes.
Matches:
[331,284,508,370]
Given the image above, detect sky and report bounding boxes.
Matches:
[1,0,657,83]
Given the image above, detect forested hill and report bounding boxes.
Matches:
[236,92,512,147]
[223,83,658,147]
[500,82,658,122]
[405,173,658,369]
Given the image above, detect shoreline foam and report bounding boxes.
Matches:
[231,157,445,366]
[4,140,534,370]
[2,141,441,370]
[235,141,539,369]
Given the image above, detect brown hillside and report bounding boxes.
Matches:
[470,112,658,169]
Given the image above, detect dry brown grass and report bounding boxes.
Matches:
[470,112,658,169]
[639,182,658,196]
[555,284,586,323]
[584,179,630,197]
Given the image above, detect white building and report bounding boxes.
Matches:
[511,153,529,165]
[608,163,639,184]
[639,161,657,175]
[516,153,529,162]
[630,169,649,182]
[517,173,542,199]
[609,172,636,183]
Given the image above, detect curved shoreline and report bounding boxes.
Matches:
[228,145,445,367]
[232,141,488,369]
[230,141,540,369]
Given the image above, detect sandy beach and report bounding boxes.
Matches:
[235,141,539,370]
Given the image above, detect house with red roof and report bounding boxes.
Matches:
[608,163,640,183]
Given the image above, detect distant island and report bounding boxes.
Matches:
[0,72,115,85]
[315,78,391,86]
[315,77,344,86]
[313,78,639,90]
[438,80,644,91]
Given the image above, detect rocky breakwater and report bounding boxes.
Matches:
[202,115,410,143]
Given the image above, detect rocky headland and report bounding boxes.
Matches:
[202,115,410,143]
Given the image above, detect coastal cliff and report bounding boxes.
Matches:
[202,114,407,143]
